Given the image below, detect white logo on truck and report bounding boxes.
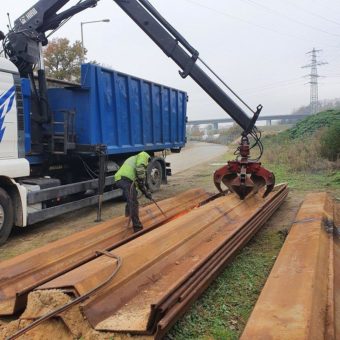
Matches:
[0,85,16,142]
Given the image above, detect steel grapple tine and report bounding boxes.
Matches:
[213,163,275,200]
[263,173,276,198]
[214,178,223,193]
[213,165,231,193]
[251,167,275,198]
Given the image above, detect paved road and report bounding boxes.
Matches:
[166,141,227,175]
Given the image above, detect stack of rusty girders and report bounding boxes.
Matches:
[0,188,210,316]
[151,184,289,339]
[28,184,288,339]
[241,192,339,340]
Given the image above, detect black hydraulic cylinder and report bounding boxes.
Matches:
[113,0,252,130]
[37,69,49,123]
[14,0,99,33]
[13,0,70,31]
[40,0,100,32]
[8,0,100,76]
[138,0,198,56]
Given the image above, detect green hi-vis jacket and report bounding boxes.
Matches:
[114,151,150,182]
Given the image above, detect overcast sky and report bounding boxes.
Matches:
[1,0,340,120]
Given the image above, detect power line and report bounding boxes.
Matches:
[284,0,340,27]
[241,80,304,96]
[302,48,328,114]
[308,1,340,20]
[181,0,338,47]
[240,78,303,93]
[324,75,340,78]
[242,0,340,38]
[326,55,340,65]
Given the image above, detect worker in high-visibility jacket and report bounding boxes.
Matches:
[114,151,152,233]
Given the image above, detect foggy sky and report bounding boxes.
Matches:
[1,0,340,120]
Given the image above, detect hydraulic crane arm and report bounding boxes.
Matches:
[2,0,256,130]
[112,0,254,131]
[14,0,99,33]
[1,0,275,199]
[111,0,274,199]
[3,0,99,76]
[1,0,99,123]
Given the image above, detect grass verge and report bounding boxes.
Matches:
[267,162,340,197]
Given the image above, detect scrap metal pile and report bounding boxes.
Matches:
[0,188,210,316]
[0,185,288,339]
[1,186,338,340]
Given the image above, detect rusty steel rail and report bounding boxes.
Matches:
[154,187,288,339]
[18,184,288,339]
[0,188,210,316]
[241,192,338,340]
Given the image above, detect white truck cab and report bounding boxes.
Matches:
[0,58,30,174]
[0,57,30,243]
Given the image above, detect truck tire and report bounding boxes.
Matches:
[147,160,163,193]
[0,188,14,245]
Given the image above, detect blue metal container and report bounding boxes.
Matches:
[48,64,187,155]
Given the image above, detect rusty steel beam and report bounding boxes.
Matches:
[241,192,337,340]
[29,184,287,337]
[0,188,210,316]
[154,188,288,339]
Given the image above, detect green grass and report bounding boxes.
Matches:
[167,228,286,340]
[267,163,340,196]
[287,109,340,139]
[259,124,293,133]
[260,110,340,176]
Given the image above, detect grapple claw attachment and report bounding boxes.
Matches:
[213,134,275,200]
[213,161,275,200]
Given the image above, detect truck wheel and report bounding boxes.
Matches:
[147,160,163,192]
[0,188,14,245]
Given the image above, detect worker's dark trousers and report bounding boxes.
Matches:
[116,178,143,231]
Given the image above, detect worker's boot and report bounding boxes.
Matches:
[133,224,143,233]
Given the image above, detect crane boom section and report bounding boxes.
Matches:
[3,0,253,129]
[113,0,252,130]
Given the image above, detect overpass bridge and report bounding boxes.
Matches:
[188,114,307,129]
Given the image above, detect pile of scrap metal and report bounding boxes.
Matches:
[0,188,210,316]
[241,192,339,339]
[0,186,288,339]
